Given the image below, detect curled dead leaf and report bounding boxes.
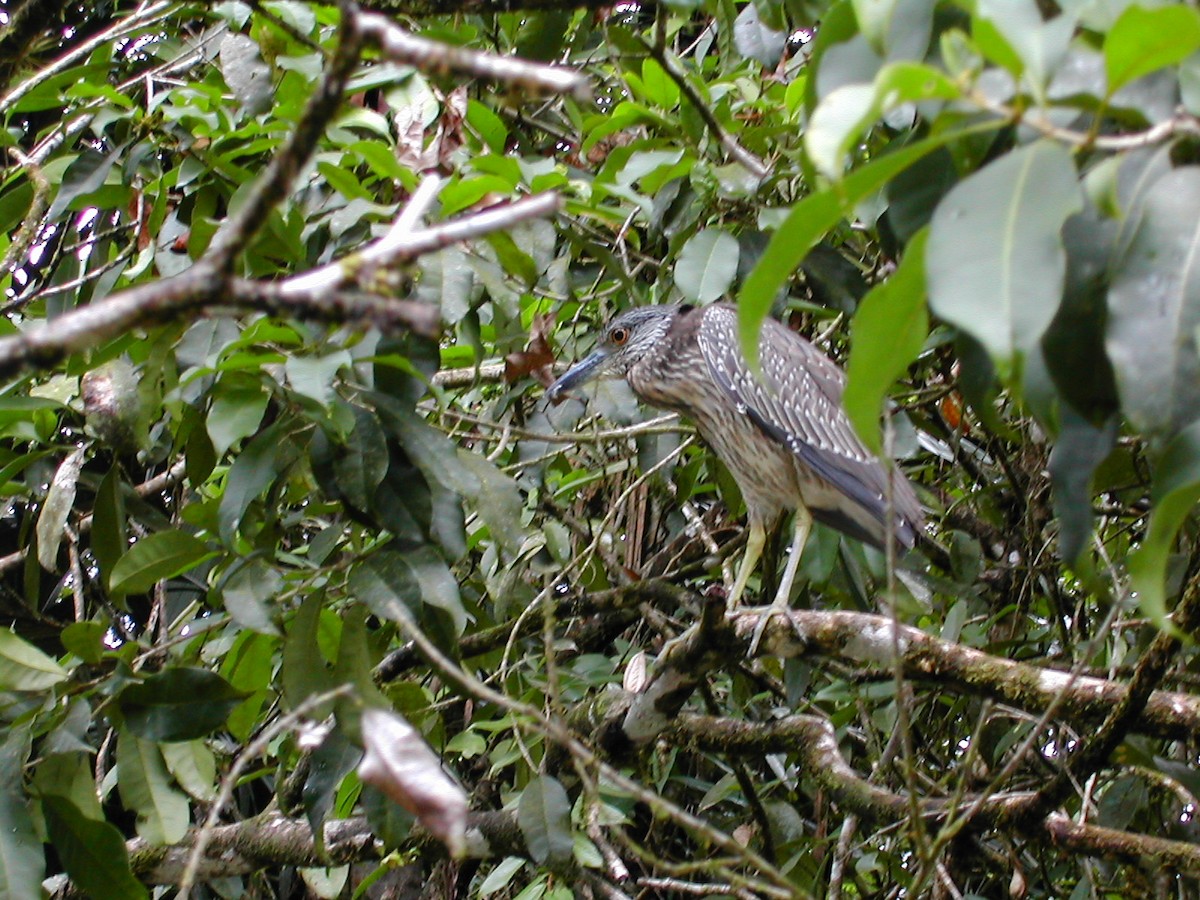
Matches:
[504,312,557,386]
[358,707,468,857]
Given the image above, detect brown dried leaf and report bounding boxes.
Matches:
[358,708,468,856]
[504,313,557,385]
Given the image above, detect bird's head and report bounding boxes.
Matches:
[546,305,679,401]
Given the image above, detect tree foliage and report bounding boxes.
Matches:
[3,0,1200,897]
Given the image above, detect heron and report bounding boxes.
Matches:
[546,302,923,636]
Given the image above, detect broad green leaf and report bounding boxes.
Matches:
[218,423,302,543]
[975,0,1075,96]
[926,141,1082,375]
[1105,5,1200,94]
[117,730,189,845]
[0,730,41,900]
[517,775,573,866]
[480,857,526,896]
[675,229,740,304]
[33,752,102,820]
[350,551,420,625]
[844,229,929,454]
[1130,420,1200,629]
[221,631,279,742]
[1048,409,1117,563]
[60,621,107,665]
[807,62,959,182]
[207,378,269,457]
[283,593,336,710]
[456,451,528,557]
[852,0,896,52]
[119,668,249,742]
[160,740,217,801]
[42,796,148,900]
[91,465,127,590]
[108,530,214,596]
[46,145,124,221]
[0,628,68,690]
[1106,168,1200,440]
[333,406,389,512]
[219,558,283,635]
[639,57,680,109]
[738,125,999,369]
[285,352,351,408]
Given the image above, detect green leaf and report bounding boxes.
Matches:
[349,551,420,625]
[1106,167,1200,440]
[46,145,124,221]
[738,125,997,371]
[926,140,1082,375]
[1048,410,1117,564]
[119,668,249,741]
[806,62,959,179]
[42,796,148,900]
[0,628,68,691]
[219,558,283,635]
[1105,5,1200,95]
[283,593,336,710]
[285,352,351,408]
[1130,420,1200,630]
[117,730,189,845]
[0,731,41,900]
[479,857,526,896]
[334,406,389,512]
[974,0,1075,96]
[455,451,528,558]
[160,740,217,801]
[675,229,740,304]
[517,775,573,866]
[218,422,302,543]
[92,465,127,591]
[108,530,214,596]
[844,229,929,454]
[60,621,107,665]
[207,377,270,457]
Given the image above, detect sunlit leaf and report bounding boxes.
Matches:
[1104,4,1200,94]
[0,629,68,691]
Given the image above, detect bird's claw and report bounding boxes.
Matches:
[746,603,806,656]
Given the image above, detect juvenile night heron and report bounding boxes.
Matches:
[547,302,923,626]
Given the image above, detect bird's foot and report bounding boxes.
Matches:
[746,601,804,656]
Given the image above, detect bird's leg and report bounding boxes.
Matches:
[727,520,766,608]
[749,505,812,655]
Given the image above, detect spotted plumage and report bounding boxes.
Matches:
[547,302,923,625]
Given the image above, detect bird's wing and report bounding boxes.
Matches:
[697,304,921,540]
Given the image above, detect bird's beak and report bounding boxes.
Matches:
[546,348,611,402]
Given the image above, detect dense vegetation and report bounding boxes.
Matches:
[4,0,1200,897]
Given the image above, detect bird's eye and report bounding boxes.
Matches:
[610,326,630,346]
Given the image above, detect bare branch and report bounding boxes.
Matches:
[357,9,591,99]
[737,608,1200,743]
